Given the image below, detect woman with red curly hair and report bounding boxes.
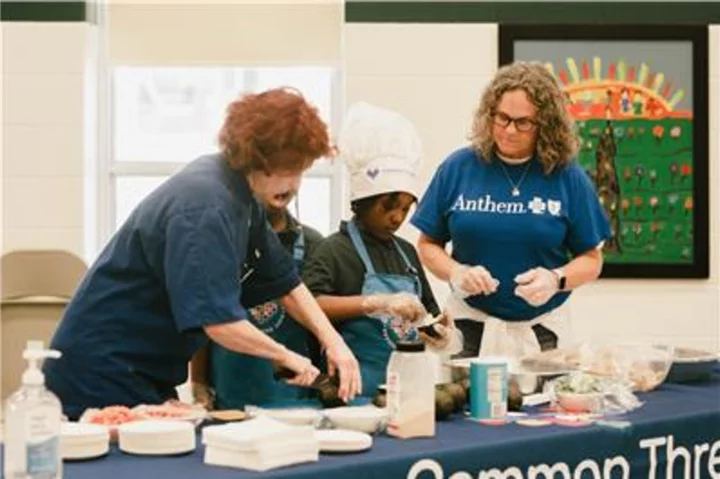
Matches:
[44,88,361,419]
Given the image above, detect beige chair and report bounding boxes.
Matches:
[1,250,87,402]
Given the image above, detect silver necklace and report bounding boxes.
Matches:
[498,160,532,197]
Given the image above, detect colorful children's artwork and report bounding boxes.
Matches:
[500,25,709,278]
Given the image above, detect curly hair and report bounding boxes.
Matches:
[218,87,334,172]
[469,61,579,174]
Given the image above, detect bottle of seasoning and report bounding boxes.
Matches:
[386,341,435,438]
[469,357,508,420]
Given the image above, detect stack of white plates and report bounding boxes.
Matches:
[314,429,372,453]
[117,420,195,455]
[202,416,318,471]
[60,422,110,460]
[253,407,321,427]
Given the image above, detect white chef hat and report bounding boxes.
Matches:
[339,102,422,202]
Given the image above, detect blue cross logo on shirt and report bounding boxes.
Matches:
[528,197,546,215]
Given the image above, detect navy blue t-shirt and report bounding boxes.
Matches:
[411,147,611,321]
[44,153,300,418]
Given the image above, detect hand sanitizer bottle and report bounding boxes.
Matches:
[3,340,63,479]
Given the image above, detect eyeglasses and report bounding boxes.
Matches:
[492,112,537,132]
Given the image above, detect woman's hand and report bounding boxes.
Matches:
[323,335,362,402]
[514,267,559,307]
[276,348,320,387]
[450,264,499,298]
[362,292,427,323]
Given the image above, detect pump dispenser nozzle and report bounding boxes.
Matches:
[21,340,61,386]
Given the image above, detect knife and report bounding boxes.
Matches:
[273,366,346,408]
[273,366,335,389]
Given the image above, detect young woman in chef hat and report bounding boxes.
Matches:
[302,103,462,396]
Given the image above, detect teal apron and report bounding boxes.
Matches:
[342,221,421,396]
[210,233,309,410]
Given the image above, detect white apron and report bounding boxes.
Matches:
[445,295,572,360]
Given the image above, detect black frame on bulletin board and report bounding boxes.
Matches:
[499,25,709,279]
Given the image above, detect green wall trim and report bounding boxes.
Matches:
[345,2,720,24]
[1,2,86,22]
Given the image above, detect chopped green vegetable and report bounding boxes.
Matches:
[554,373,602,394]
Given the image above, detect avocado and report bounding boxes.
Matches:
[459,378,471,404]
[442,383,467,413]
[434,388,455,420]
[436,383,466,413]
[507,377,523,412]
[372,391,387,409]
[317,378,346,408]
[451,367,470,383]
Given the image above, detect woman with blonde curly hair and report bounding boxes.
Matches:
[411,62,611,360]
[44,88,360,419]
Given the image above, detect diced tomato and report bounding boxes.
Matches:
[87,405,138,425]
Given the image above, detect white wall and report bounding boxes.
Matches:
[1,24,5,257]
[1,23,4,419]
[344,23,720,352]
[1,23,88,257]
[107,2,342,66]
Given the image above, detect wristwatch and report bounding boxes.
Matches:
[552,267,567,291]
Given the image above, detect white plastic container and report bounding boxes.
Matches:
[386,341,435,438]
[59,423,110,461]
[3,340,63,478]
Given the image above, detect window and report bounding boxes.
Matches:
[93,66,342,260]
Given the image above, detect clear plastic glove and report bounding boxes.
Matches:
[192,382,215,410]
[514,267,559,307]
[362,292,427,324]
[323,335,362,403]
[276,348,320,387]
[450,264,499,298]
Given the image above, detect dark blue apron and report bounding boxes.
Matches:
[341,221,421,396]
[210,232,309,410]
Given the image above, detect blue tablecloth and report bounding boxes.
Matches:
[3,367,719,479]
